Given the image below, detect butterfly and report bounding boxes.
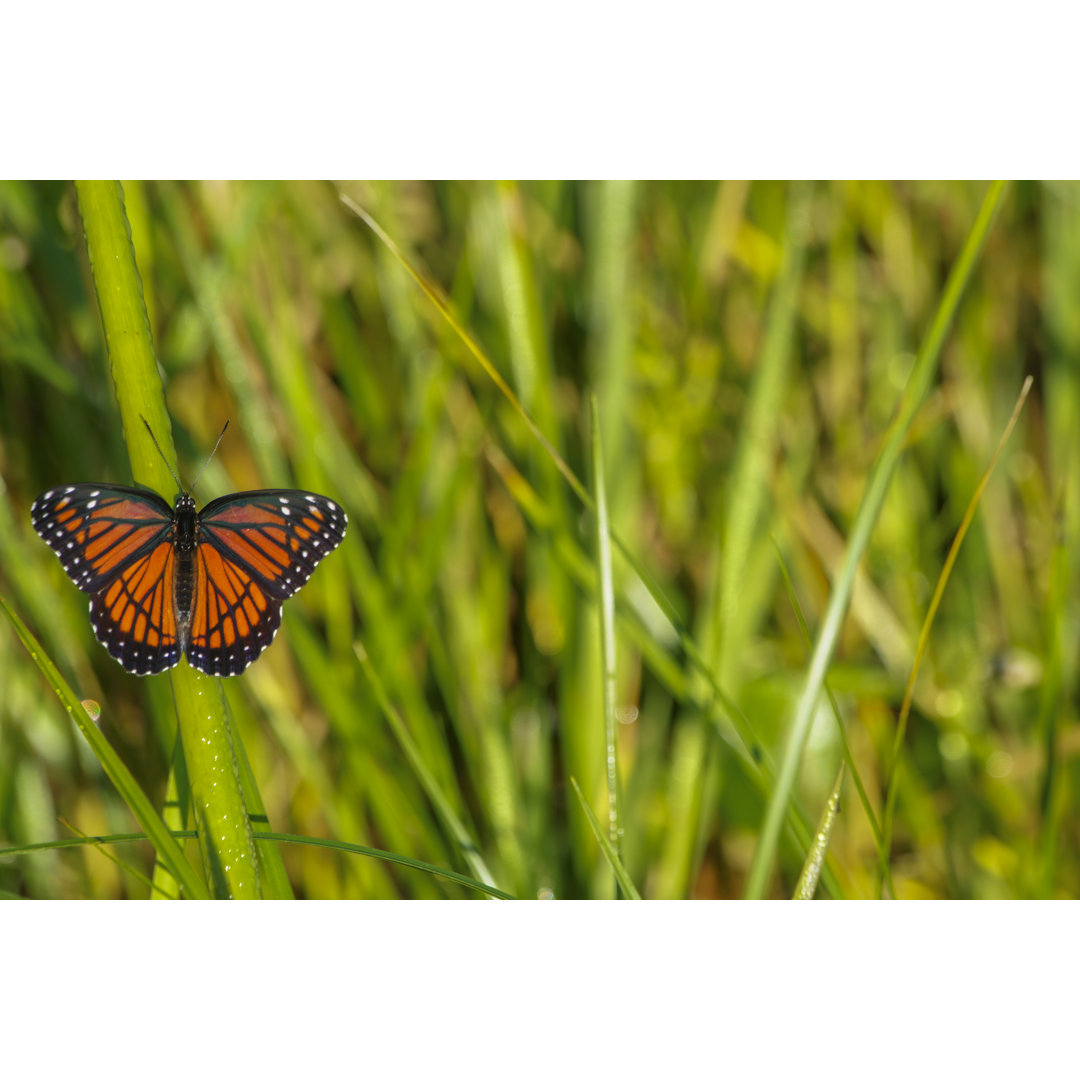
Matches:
[30,425,347,677]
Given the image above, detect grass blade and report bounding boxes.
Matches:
[772,539,888,896]
[343,191,843,895]
[878,375,1034,895]
[569,778,641,900]
[716,182,809,690]
[745,179,1010,898]
[793,764,845,900]
[590,395,621,859]
[0,830,512,900]
[75,180,263,899]
[0,593,207,899]
[355,642,499,890]
[255,832,515,900]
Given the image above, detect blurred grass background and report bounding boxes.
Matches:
[0,179,1076,899]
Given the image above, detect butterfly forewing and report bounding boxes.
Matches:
[185,490,346,675]
[197,490,348,598]
[31,484,174,594]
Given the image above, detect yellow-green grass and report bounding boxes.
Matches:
[0,180,1073,899]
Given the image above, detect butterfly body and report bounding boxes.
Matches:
[32,483,347,677]
[172,493,199,643]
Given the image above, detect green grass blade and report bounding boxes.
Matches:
[0,829,510,900]
[744,179,1010,898]
[0,832,185,856]
[0,593,207,899]
[355,641,499,890]
[74,180,262,899]
[343,194,842,886]
[793,764,844,900]
[254,833,515,899]
[1035,511,1070,898]
[772,539,887,894]
[590,395,621,858]
[878,375,1033,896]
[569,777,641,900]
[149,745,187,900]
[482,401,845,897]
[716,181,809,690]
[340,192,590,507]
[225,695,295,900]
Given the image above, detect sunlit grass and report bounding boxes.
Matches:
[0,180,1074,899]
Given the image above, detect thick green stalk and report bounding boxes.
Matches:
[75,181,262,899]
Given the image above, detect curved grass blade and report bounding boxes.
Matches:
[773,539,890,897]
[448,364,845,896]
[354,642,499,890]
[341,193,590,507]
[793,764,845,900]
[0,593,207,899]
[0,832,194,857]
[342,193,845,897]
[744,180,1010,898]
[59,818,160,897]
[0,829,512,900]
[878,374,1033,896]
[569,777,641,899]
[253,833,514,899]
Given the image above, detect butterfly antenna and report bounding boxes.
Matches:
[191,420,230,493]
[140,417,186,493]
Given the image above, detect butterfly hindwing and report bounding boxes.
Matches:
[88,538,182,675]
[31,484,175,594]
[184,540,283,676]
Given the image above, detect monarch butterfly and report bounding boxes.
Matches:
[30,422,347,677]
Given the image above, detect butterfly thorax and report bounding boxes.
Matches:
[173,493,199,552]
[173,493,199,647]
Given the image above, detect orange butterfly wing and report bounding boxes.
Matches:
[32,484,183,676]
[89,539,182,675]
[185,490,347,676]
[32,483,346,677]
[185,542,282,677]
[31,484,175,593]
